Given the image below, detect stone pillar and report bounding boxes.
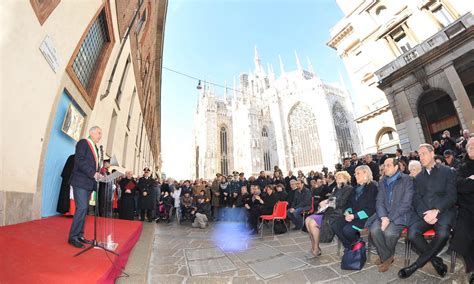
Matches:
[393,90,423,151]
[444,64,474,132]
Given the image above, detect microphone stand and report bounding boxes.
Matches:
[75,146,119,257]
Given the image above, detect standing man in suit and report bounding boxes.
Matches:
[68,126,103,248]
[398,144,457,279]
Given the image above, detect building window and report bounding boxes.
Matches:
[390,27,412,54]
[288,102,323,168]
[220,127,229,176]
[115,55,131,107]
[66,3,115,107]
[123,133,129,166]
[30,0,60,25]
[431,5,455,27]
[127,88,136,129]
[263,151,271,171]
[331,102,355,159]
[261,127,268,137]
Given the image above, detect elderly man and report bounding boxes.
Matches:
[370,158,414,272]
[68,126,103,248]
[365,154,380,181]
[408,160,422,178]
[399,144,457,279]
[287,179,312,230]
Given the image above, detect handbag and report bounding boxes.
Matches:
[341,240,367,270]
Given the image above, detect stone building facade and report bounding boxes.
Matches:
[328,0,473,153]
[191,48,361,180]
[0,0,167,225]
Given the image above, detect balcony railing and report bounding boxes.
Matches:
[375,12,473,81]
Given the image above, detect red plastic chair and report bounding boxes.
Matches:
[259,201,289,238]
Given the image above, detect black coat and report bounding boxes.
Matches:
[57,154,75,214]
[70,139,98,191]
[261,193,278,215]
[275,190,288,202]
[118,178,136,220]
[366,161,380,181]
[450,155,474,256]
[137,177,155,210]
[343,181,378,229]
[410,164,457,226]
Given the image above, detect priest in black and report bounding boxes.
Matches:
[118,171,136,220]
[57,154,75,214]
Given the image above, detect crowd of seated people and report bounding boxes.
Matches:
[106,129,473,282]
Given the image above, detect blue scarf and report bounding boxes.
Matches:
[383,171,401,206]
[355,184,364,201]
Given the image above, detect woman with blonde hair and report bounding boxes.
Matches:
[331,165,378,249]
[304,171,353,258]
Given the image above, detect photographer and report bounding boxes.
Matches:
[440,130,457,155]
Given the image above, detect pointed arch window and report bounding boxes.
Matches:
[331,102,354,158]
[261,127,268,137]
[220,126,229,176]
[288,103,323,167]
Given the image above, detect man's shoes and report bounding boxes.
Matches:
[398,263,418,279]
[78,237,92,245]
[378,256,394,272]
[374,258,382,265]
[431,257,447,278]
[68,239,85,249]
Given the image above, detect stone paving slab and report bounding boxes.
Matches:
[148,221,466,283]
[187,256,237,276]
[235,246,281,263]
[185,247,226,261]
[249,255,306,279]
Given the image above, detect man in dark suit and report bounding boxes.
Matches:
[68,126,103,248]
[370,158,414,272]
[399,144,457,279]
[287,179,312,230]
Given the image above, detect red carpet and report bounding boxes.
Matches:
[0,216,143,284]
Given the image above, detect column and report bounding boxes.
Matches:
[444,64,474,132]
[393,90,423,151]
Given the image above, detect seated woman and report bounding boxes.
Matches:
[246,185,278,234]
[331,165,378,249]
[304,171,353,258]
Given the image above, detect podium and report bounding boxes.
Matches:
[97,170,124,251]
[75,170,124,257]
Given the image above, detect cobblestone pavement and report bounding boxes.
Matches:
[148,220,468,284]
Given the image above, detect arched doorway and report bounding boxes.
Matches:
[417,90,461,143]
[288,103,323,168]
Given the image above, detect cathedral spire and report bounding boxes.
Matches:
[307,56,315,74]
[224,81,228,101]
[278,54,285,76]
[294,50,302,71]
[254,45,264,75]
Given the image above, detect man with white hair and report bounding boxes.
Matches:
[408,160,422,178]
[68,126,103,248]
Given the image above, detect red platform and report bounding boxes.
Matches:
[0,216,142,284]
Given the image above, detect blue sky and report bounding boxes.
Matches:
[161,0,348,179]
